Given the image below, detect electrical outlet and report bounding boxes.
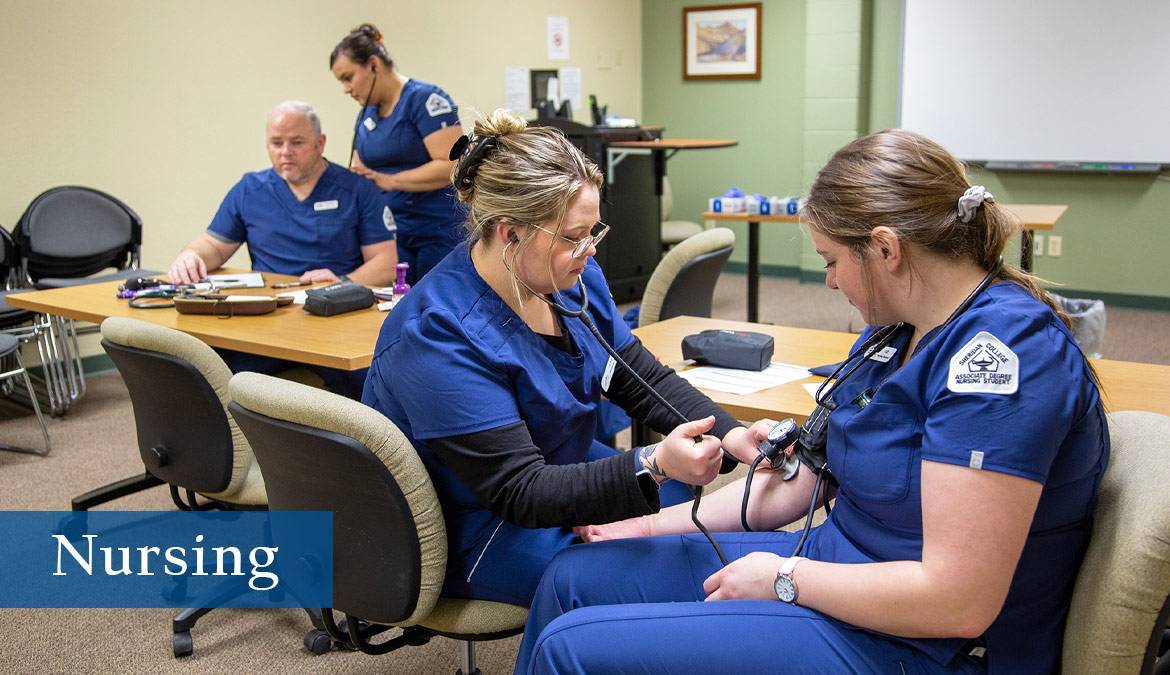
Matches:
[1048,235,1063,257]
[1033,235,1044,256]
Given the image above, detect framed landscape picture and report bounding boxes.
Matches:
[683,3,762,80]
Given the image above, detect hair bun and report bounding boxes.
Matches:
[473,109,529,139]
[354,23,383,42]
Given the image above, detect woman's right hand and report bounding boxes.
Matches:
[647,416,723,486]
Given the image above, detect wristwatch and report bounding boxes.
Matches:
[774,556,805,603]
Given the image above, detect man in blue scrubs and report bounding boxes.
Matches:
[167,100,397,397]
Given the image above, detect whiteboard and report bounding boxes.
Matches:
[898,0,1170,164]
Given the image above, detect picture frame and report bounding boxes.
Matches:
[683,3,762,80]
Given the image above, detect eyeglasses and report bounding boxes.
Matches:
[531,221,610,258]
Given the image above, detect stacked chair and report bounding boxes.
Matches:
[0,227,51,455]
[12,186,156,415]
[229,372,529,674]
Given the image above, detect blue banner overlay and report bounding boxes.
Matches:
[0,511,332,608]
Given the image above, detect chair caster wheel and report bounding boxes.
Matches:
[304,629,332,655]
[173,630,194,658]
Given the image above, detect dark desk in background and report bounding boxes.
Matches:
[532,119,660,303]
[532,120,737,303]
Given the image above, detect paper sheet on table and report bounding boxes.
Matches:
[678,362,811,396]
[202,273,264,289]
[803,383,821,400]
[276,290,308,305]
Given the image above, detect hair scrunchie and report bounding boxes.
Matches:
[957,185,995,224]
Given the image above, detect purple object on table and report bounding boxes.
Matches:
[393,263,411,297]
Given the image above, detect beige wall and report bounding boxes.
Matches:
[0,0,642,274]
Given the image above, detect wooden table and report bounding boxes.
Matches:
[634,316,1170,423]
[5,270,386,371]
[605,139,737,186]
[1000,203,1068,272]
[701,211,800,323]
[703,203,1068,322]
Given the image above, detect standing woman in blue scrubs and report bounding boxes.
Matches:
[516,130,1109,674]
[330,24,464,284]
[362,110,768,607]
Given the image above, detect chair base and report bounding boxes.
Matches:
[314,607,521,673]
[170,576,254,658]
[0,351,53,456]
[0,442,49,456]
[71,471,164,510]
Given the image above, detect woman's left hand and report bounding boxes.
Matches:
[352,165,398,191]
[703,551,784,601]
[721,420,778,465]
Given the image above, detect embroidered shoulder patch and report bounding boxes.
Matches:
[425,92,453,117]
[383,206,397,233]
[947,331,1018,395]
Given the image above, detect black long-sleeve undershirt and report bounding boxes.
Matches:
[426,336,742,529]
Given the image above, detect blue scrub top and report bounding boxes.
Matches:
[362,243,634,515]
[207,163,395,276]
[354,78,464,244]
[805,282,1108,671]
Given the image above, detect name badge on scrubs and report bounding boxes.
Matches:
[362,117,377,131]
[313,200,339,212]
[869,345,897,363]
[601,356,617,392]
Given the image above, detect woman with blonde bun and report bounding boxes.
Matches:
[362,110,770,606]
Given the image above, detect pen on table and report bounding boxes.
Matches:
[272,281,313,289]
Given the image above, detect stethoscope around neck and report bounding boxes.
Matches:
[814,255,1005,413]
[498,233,734,564]
[499,235,592,321]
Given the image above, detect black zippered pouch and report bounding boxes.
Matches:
[303,282,375,316]
[681,329,774,371]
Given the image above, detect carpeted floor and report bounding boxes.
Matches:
[1,272,1166,673]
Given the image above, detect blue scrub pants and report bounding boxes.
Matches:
[215,348,367,400]
[515,531,986,674]
[440,441,695,607]
[398,233,460,285]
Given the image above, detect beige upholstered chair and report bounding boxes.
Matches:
[1062,410,1170,673]
[639,227,735,327]
[660,176,705,249]
[229,372,528,672]
[627,227,736,449]
[86,317,265,509]
[86,317,268,657]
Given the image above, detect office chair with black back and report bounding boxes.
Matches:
[622,227,736,447]
[79,316,269,656]
[229,372,529,673]
[12,186,158,415]
[639,226,735,327]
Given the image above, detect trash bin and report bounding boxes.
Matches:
[1049,292,1107,358]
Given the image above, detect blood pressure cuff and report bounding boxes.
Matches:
[681,329,774,371]
[303,282,375,316]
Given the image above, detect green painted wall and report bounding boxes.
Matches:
[643,0,1170,305]
[643,0,809,272]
